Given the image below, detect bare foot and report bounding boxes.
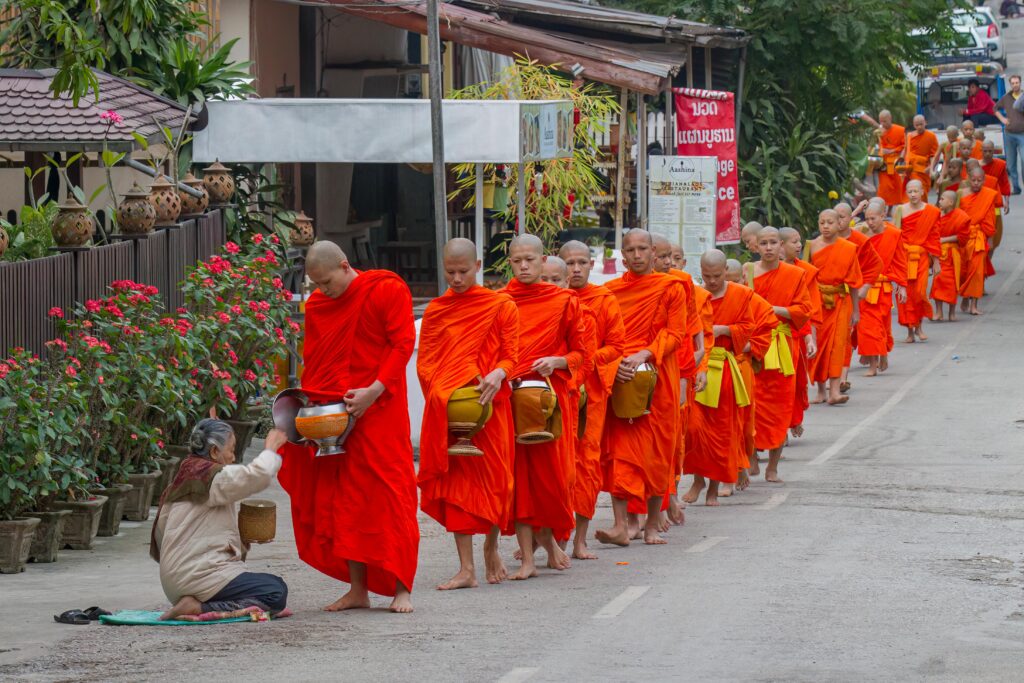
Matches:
[160,595,202,621]
[917,327,928,341]
[948,312,957,322]
[682,480,704,504]
[627,514,642,540]
[858,355,869,366]
[572,541,598,560]
[667,497,685,526]
[719,483,734,497]
[511,538,538,561]
[509,562,539,581]
[324,589,371,612]
[828,395,849,405]
[934,315,944,322]
[810,395,825,404]
[484,549,508,585]
[389,587,414,613]
[546,544,572,571]
[970,307,983,316]
[839,381,851,393]
[879,356,888,373]
[790,424,804,438]
[765,468,784,483]
[643,524,667,545]
[749,458,761,476]
[705,492,720,507]
[595,526,631,547]
[902,335,915,344]
[864,369,877,377]
[437,568,478,590]
[736,469,750,491]
[657,515,670,533]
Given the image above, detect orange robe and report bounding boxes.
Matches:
[571,284,624,521]
[895,204,940,327]
[604,272,685,506]
[685,283,770,483]
[982,158,1009,267]
[958,187,999,299]
[931,208,971,304]
[842,230,882,364]
[878,124,907,206]
[503,279,589,539]
[278,271,419,597]
[809,241,863,383]
[904,129,938,196]
[789,258,821,429]
[682,287,714,472]
[417,286,519,535]
[664,268,699,503]
[859,226,908,356]
[751,264,813,451]
[983,157,1012,196]
[742,291,776,460]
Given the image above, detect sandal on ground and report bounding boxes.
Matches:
[53,610,90,625]
[83,606,111,621]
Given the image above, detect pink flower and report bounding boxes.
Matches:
[0,363,8,379]
[231,305,242,315]
[65,364,77,378]
[48,307,64,318]
[157,440,165,449]
[225,242,241,254]
[272,277,284,289]
[46,338,68,351]
[244,369,257,382]
[85,299,102,313]
[130,433,138,440]
[223,384,238,403]
[256,313,267,322]
[217,312,231,324]
[259,301,270,312]
[228,350,239,364]
[100,110,124,125]
[271,235,280,244]
[98,376,104,385]
[252,234,264,245]
[145,286,159,296]
[176,307,187,314]
[287,320,300,333]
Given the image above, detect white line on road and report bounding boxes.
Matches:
[496,667,539,683]
[757,492,790,510]
[685,536,728,553]
[592,585,651,619]
[809,255,1024,467]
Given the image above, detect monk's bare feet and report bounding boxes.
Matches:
[736,469,750,491]
[948,312,957,322]
[858,355,869,366]
[682,479,704,504]
[960,298,969,312]
[389,586,414,613]
[657,515,670,533]
[509,556,539,580]
[749,458,760,476]
[879,356,888,373]
[934,314,944,322]
[828,395,849,405]
[765,468,784,483]
[627,514,642,540]
[970,306,983,315]
[572,540,598,560]
[160,595,202,621]
[667,497,685,526]
[719,483,734,497]
[902,334,915,344]
[917,327,928,341]
[595,525,631,547]
[324,589,371,612]
[546,545,572,571]
[791,424,804,438]
[511,538,538,561]
[865,369,877,377]
[484,550,508,584]
[705,492,719,507]
[839,381,851,394]
[437,568,478,590]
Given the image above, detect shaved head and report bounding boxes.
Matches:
[560,240,594,289]
[906,179,923,192]
[306,240,354,299]
[442,238,480,294]
[741,221,763,251]
[558,240,590,260]
[540,255,569,287]
[508,233,547,284]
[623,229,654,248]
[509,233,544,255]
[701,249,727,269]
[779,227,801,262]
[443,237,477,262]
[622,229,655,275]
[652,233,673,273]
[938,189,958,212]
[700,249,728,295]
[724,258,743,283]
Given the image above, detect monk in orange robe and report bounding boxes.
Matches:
[279,241,419,613]
[960,120,983,159]
[834,202,882,397]
[808,210,863,405]
[981,140,1010,260]
[780,227,820,438]
[748,228,813,484]
[876,110,907,206]
[894,180,940,343]
[502,234,589,580]
[931,191,971,321]
[597,230,685,545]
[417,239,519,590]
[936,157,964,195]
[721,259,762,493]
[957,167,999,316]
[859,202,908,377]
[684,249,771,506]
[559,241,625,559]
[903,115,939,197]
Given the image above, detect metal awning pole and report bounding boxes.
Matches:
[517,162,527,235]
[614,87,628,249]
[475,162,484,284]
[427,0,448,295]
[637,93,647,229]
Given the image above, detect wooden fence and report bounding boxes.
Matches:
[0,210,226,356]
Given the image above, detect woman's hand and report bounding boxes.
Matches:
[477,369,506,405]
[344,381,385,419]
[264,428,288,453]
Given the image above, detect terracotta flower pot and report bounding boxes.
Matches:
[0,517,41,574]
[51,197,95,247]
[50,495,107,550]
[123,470,162,522]
[25,509,71,563]
[0,223,8,259]
[149,176,182,227]
[290,211,315,246]
[116,182,157,235]
[154,455,181,499]
[89,484,133,537]
[203,161,235,204]
[225,419,258,464]
[179,172,210,216]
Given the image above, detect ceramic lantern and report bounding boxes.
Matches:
[179,172,210,216]
[116,183,157,234]
[0,224,8,259]
[290,210,315,246]
[203,161,235,204]
[149,175,182,227]
[51,197,95,247]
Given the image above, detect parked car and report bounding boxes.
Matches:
[917,61,1005,149]
[904,25,989,80]
[953,6,1008,67]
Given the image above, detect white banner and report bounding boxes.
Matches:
[647,155,718,280]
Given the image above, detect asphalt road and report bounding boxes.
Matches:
[3,10,1024,683]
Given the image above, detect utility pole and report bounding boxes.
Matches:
[427,0,448,295]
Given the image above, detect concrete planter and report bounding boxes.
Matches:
[225,419,258,464]
[89,484,133,537]
[25,509,72,563]
[123,470,162,522]
[50,496,107,550]
[154,455,181,499]
[0,517,41,574]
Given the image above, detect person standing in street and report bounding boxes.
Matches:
[995,74,1024,195]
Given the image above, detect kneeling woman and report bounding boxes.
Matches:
[151,419,289,620]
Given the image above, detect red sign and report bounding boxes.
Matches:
[673,88,740,244]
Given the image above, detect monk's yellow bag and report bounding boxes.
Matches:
[577,384,588,439]
[511,377,560,445]
[611,363,657,420]
[446,383,493,456]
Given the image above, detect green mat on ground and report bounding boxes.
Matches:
[99,610,254,626]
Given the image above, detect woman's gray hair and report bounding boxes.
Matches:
[189,418,235,458]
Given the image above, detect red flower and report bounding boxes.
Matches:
[157,440,165,449]
[225,241,241,254]
[288,320,300,333]
[65,364,77,378]
[231,305,242,315]
[223,384,238,403]
[46,338,68,351]
[48,307,64,318]
[85,299,102,313]
[0,363,8,379]
[256,313,267,322]
[145,286,159,296]
[98,376,104,384]
[272,277,284,289]
[244,369,257,382]
[217,312,231,324]
[130,433,138,440]
[271,235,280,244]
[252,233,264,245]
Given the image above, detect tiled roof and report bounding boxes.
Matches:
[0,68,190,151]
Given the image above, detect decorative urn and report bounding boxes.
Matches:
[149,175,182,227]
[0,224,8,259]
[51,197,95,247]
[178,172,210,216]
[116,183,157,234]
[290,210,315,246]
[202,161,235,204]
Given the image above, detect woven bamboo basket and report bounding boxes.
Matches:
[238,499,276,544]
